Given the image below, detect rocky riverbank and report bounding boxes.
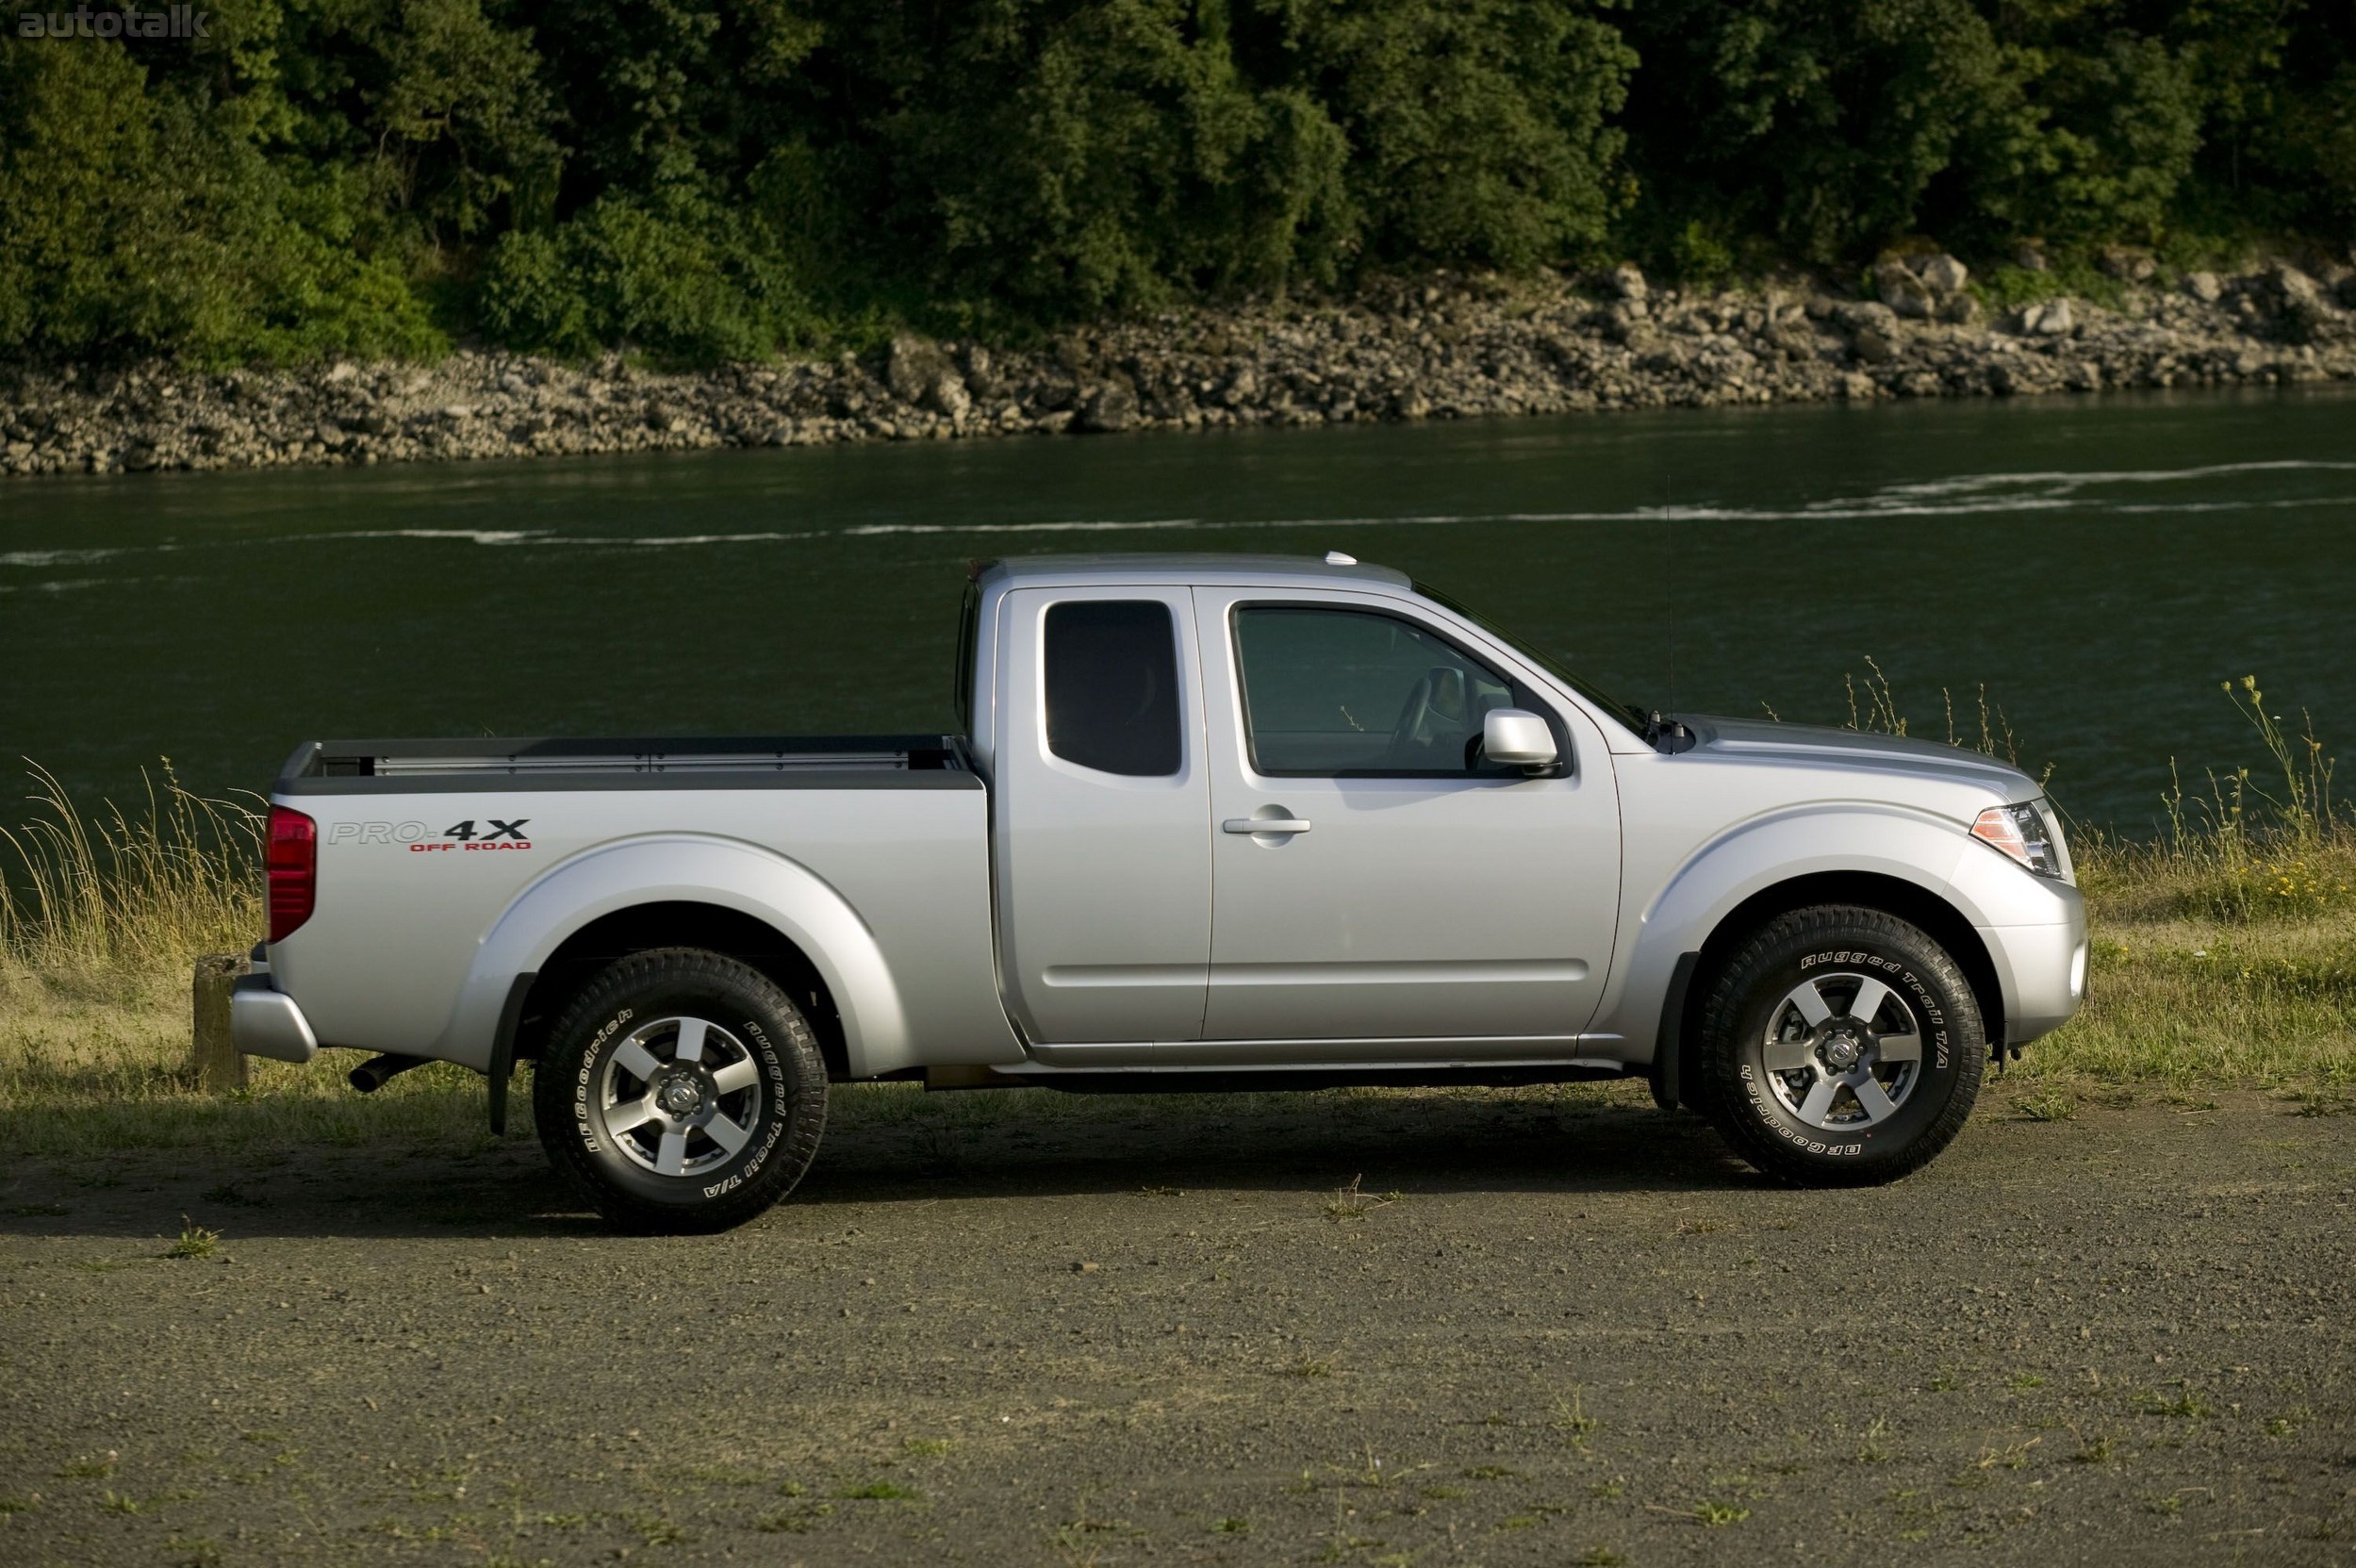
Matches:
[6,255,2355,478]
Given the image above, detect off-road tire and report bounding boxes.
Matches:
[1697,906,1985,1186]
[533,948,827,1233]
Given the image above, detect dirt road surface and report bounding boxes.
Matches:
[3,1085,2350,1565]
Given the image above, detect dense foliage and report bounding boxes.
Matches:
[2,0,2349,363]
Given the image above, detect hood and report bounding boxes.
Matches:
[1672,714,2036,798]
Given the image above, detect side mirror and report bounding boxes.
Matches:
[1482,708,1558,769]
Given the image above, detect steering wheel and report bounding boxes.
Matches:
[1389,666,1455,758]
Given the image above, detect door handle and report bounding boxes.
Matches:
[1224,817,1311,835]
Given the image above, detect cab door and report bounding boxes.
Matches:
[1185,587,1620,1056]
[992,586,1211,1044]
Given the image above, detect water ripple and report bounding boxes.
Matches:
[4,458,2351,563]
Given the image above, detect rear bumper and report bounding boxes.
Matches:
[231,973,320,1064]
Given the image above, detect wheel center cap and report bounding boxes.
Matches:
[1821,1032,1862,1071]
[658,1076,704,1117]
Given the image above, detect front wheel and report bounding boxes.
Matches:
[1696,906,1985,1186]
[533,948,828,1232]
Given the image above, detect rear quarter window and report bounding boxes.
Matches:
[1044,601,1182,777]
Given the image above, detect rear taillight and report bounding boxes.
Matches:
[267,805,317,942]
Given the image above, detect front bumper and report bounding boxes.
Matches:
[1977,896,2090,1048]
[231,972,320,1064]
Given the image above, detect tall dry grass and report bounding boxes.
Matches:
[0,761,262,972]
[0,762,503,1152]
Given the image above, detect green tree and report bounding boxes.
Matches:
[862,0,1353,312]
[1618,0,2028,264]
[0,39,437,361]
[3,0,2348,366]
[1271,0,1636,270]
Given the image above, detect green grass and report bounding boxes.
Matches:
[833,1480,922,1501]
[5,673,2351,1158]
[166,1219,221,1259]
[1968,256,2130,315]
[2072,1434,2117,1464]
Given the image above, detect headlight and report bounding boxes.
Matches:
[1971,799,2069,880]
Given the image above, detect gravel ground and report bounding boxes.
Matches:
[1,1084,2350,1566]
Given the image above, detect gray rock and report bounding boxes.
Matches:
[2021,299,2076,337]
[2271,265,2323,307]
[1028,377,1078,414]
[2270,267,2335,344]
[2100,247,2157,284]
[1874,261,1935,321]
[1076,380,1140,434]
[1838,300,1897,334]
[1607,263,1648,304]
[2014,242,2050,273]
[7,262,2353,480]
[1602,302,1651,342]
[921,371,970,421]
[1918,255,1969,296]
[885,336,958,405]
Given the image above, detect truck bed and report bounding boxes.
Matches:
[265,732,1013,1077]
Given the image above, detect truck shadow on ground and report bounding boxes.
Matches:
[809,1092,1753,1203]
[1,1092,1759,1242]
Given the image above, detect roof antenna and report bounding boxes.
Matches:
[1324,550,1357,566]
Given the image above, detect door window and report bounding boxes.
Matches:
[1233,606,1535,777]
[1044,601,1183,777]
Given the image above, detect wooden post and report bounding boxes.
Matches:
[190,952,249,1095]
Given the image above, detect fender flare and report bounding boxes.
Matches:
[1607,802,1975,1067]
[430,834,909,1077]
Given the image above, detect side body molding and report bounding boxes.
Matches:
[1596,803,1974,1065]
[431,835,914,1077]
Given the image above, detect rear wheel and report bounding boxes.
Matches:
[533,948,827,1232]
[1696,906,1984,1186]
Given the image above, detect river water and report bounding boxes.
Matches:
[4,387,2353,830]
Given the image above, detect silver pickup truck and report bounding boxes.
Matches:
[235,553,2085,1230]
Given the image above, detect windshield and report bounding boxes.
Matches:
[1413,580,1650,735]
